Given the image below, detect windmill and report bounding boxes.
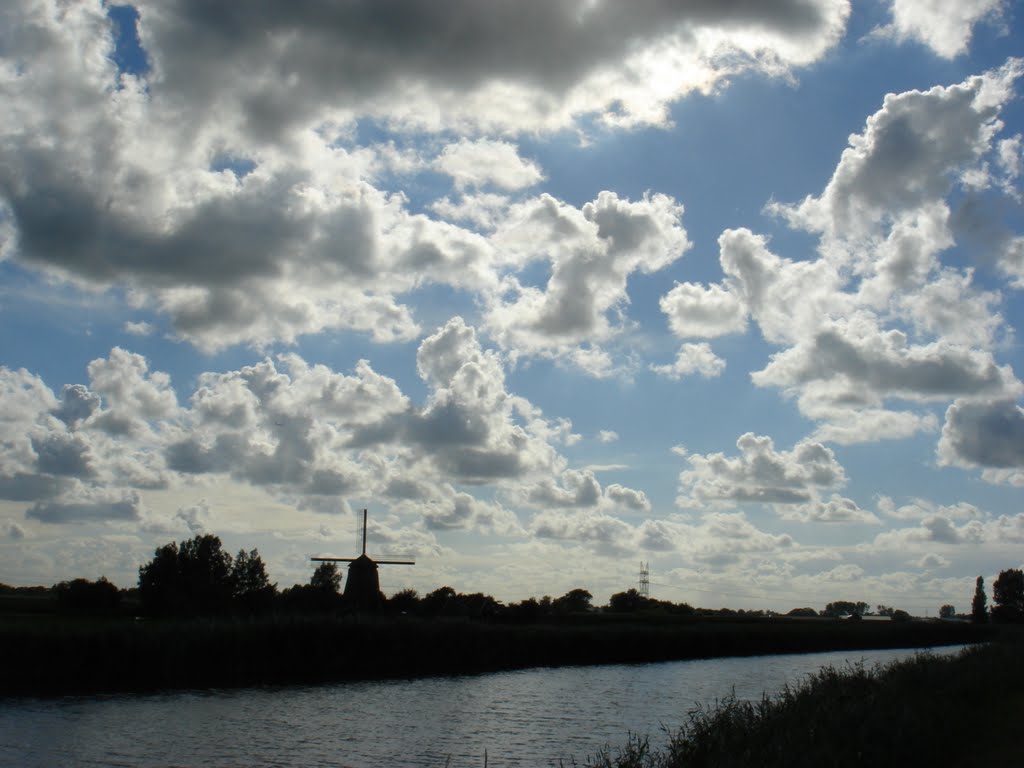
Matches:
[311,508,414,610]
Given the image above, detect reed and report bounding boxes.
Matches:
[584,639,1024,767]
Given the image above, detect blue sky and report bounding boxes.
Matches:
[1,0,1023,615]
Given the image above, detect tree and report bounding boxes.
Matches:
[938,604,956,619]
[387,587,419,614]
[422,586,457,616]
[823,600,866,618]
[138,541,184,616]
[972,575,988,624]
[876,605,895,617]
[553,588,593,614]
[138,534,236,616]
[891,609,911,622]
[992,569,1024,623]
[310,561,342,594]
[53,577,122,617]
[609,588,649,613]
[232,548,276,614]
[786,607,818,618]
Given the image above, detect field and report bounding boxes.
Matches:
[0,610,989,696]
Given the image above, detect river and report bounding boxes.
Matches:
[0,645,963,767]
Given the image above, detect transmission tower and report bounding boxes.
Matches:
[638,561,650,598]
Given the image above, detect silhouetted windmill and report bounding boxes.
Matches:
[311,508,414,610]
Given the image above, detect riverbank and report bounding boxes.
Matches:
[0,612,989,696]
[587,638,1024,768]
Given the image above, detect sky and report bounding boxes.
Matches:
[1,0,1023,616]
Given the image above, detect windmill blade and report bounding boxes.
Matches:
[374,559,415,565]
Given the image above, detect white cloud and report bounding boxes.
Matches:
[435,140,544,191]
[486,191,690,370]
[878,496,986,521]
[677,433,847,509]
[780,494,881,524]
[597,430,619,444]
[122,321,154,336]
[773,60,1021,239]
[651,343,726,380]
[659,282,747,338]
[872,0,1006,59]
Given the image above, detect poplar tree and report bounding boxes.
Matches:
[971,575,988,624]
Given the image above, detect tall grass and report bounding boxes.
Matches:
[585,639,1024,768]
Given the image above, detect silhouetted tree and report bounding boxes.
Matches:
[422,586,457,616]
[972,576,988,624]
[53,577,122,617]
[823,600,867,617]
[138,541,184,616]
[877,605,895,616]
[506,597,542,620]
[609,588,650,613]
[388,587,419,614]
[310,561,342,594]
[554,588,593,614]
[993,569,1024,623]
[891,609,911,622]
[939,604,956,619]
[232,548,276,614]
[786,607,818,617]
[139,534,236,616]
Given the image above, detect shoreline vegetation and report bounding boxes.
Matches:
[0,610,989,697]
[586,638,1024,768]
[2,535,1018,699]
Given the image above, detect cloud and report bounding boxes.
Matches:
[753,317,1017,402]
[486,191,690,367]
[651,343,725,380]
[128,0,850,134]
[773,60,1022,239]
[915,552,950,569]
[871,0,1006,59]
[26,486,144,524]
[435,140,544,191]
[871,512,1024,550]
[530,508,637,558]
[677,432,847,509]
[938,398,1024,472]
[659,282,748,338]
[878,496,985,521]
[597,430,619,444]
[780,494,881,524]
[2,520,27,540]
[122,321,154,336]
[0,0,851,358]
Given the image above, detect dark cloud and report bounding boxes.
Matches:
[52,384,100,426]
[139,0,840,135]
[26,494,142,524]
[939,399,1024,469]
[31,434,94,478]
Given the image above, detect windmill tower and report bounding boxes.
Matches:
[311,509,414,610]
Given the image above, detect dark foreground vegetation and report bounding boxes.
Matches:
[0,611,989,696]
[3,533,1023,696]
[586,637,1024,768]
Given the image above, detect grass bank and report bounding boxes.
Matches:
[0,613,988,696]
[587,637,1024,768]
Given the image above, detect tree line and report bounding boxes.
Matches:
[16,534,1024,624]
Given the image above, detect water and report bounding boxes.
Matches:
[0,646,963,767]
